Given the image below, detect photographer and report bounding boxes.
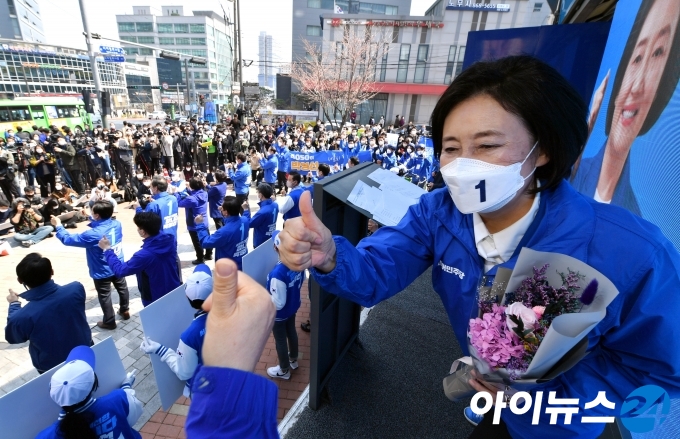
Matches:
[53,137,83,194]
[0,139,20,203]
[10,198,53,247]
[30,142,56,197]
[111,131,134,187]
[160,130,174,171]
[77,139,104,189]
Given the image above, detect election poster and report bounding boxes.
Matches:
[289,150,372,176]
[571,0,680,251]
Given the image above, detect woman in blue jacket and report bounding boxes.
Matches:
[176,176,212,264]
[275,56,680,439]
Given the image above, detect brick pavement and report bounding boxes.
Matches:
[0,186,311,434]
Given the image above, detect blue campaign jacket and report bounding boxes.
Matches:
[55,218,124,280]
[180,312,208,391]
[176,189,209,232]
[36,390,141,439]
[276,147,291,173]
[187,367,278,438]
[228,162,251,195]
[259,154,278,183]
[406,155,431,184]
[196,215,250,269]
[136,191,179,240]
[311,180,680,439]
[249,199,278,248]
[104,232,181,304]
[275,123,287,137]
[382,152,397,169]
[208,182,227,219]
[5,280,91,371]
[282,186,305,221]
[267,262,303,321]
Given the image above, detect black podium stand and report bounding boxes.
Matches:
[307,162,380,410]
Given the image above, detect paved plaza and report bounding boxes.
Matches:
[0,186,311,437]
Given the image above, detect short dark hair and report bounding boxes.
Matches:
[151,177,168,192]
[23,186,35,194]
[236,152,247,163]
[349,156,360,166]
[92,201,114,219]
[257,183,273,199]
[16,253,52,288]
[133,212,162,236]
[605,0,680,137]
[288,171,301,185]
[318,163,331,176]
[430,56,588,192]
[0,199,9,208]
[221,195,241,217]
[189,177,204,191]
[214,170,228,183]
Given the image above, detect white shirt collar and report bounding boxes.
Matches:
[473,191,541,273]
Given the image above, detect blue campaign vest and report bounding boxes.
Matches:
[282,187,304,220]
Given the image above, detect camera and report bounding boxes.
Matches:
[22,203,30,210]
[139,194,152,209]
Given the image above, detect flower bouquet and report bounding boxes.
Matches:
[443,248,619,401]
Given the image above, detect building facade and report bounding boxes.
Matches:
[0,39,127,109]
[316,0,550,125]
[115,5,233,106]
[258,32,275,89]
[0,0,45,43]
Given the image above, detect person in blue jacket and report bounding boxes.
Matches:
[52,200,130,330]
[100,212,182,307]
[35,345,142,439]
[177,176,212,265]
[194,196,249,269]
[228,152,251,205]
[266,230,303,380]
[140,264,213,397]
[278,171,305,220]
[259,146,278,190]
[381,145,397,169]
[5,253,92,373]
[275,119,287,137]
[275,137,290,194]
[405,144,431,187]
[275,56,680,439]
[136,177,179,241]
[208,170,228,229]
[245,183,278,248]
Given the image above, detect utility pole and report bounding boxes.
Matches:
[78,0,107,128]
[236,0,245,111]
[184,59,191,113]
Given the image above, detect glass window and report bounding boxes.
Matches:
[10,106,31,121]
[191,38,206,45]
[455,46,466,77]
[118,22,135,32]
[139,48,153,56]
[0,108,10,122]
[414,44,428,83]
[124,47,139,55]
[159,37,174,45]
[396,44,410,83]
[307,0,321,7]
[190,24,205,33]
[444,45,456,84]
[30,108,45,121]
[533,3,543,12]
[137,36,155,44]
[157,23,173,33]
[192,49,207,57]
[120,36,137,43]
[135,22,153,32]
[306,26,322,37]
[7,0,16,15]
[385,5,398,15]
[174,24,189,33]
[379,52,388,82]
[209,62,216,69]
[175,37,190,45]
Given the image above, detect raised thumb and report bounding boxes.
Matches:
[209,259,238,315]
[299,190,320,229]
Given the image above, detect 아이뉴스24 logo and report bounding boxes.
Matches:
[620,385,671,433]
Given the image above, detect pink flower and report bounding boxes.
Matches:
[532,306,546,319]
[469,304,524,368]
[506,302,539,332]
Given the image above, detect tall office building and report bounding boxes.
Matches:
[115,6,233,106]
[0,0,46,43]
[258,32,275,89]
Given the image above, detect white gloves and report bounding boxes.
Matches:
[140,337,172,361]
[122,370,137,389]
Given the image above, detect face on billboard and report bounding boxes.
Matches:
[610,0,680,151]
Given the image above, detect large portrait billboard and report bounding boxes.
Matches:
[572,0,680,251]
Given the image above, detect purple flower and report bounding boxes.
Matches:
[469,304,524,368]
[580,279,598,306]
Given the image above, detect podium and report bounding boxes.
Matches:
[308,162,380,410]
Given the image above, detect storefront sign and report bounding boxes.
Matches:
[445,0,511,12]
[329,19,444,28]
[21,62,62,69]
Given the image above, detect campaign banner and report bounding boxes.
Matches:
[571,0,680,252]
[289,150,372,175]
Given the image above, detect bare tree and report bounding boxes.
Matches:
[291,25,391,131]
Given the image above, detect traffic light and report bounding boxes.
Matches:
[127,85,139,89]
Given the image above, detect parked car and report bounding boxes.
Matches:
[148,110,167,120]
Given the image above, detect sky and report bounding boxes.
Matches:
[40,0,434,83]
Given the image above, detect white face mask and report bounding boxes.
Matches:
[55,184,63,191]
[136,174,143,179]
[36,148,44,154]
[143,181,151,187]
[440,142,537,215]
[407,148,412,154]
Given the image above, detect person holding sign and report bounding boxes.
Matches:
[245,183,279,248]
[140,264,213,398]
[274,56,680,438]
[194,196,250,270]
[35,345,142,439]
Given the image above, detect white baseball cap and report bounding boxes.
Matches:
[49,346,96,407]
[185,264,213,301]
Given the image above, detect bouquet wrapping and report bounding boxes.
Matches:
[443,248,619,401]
